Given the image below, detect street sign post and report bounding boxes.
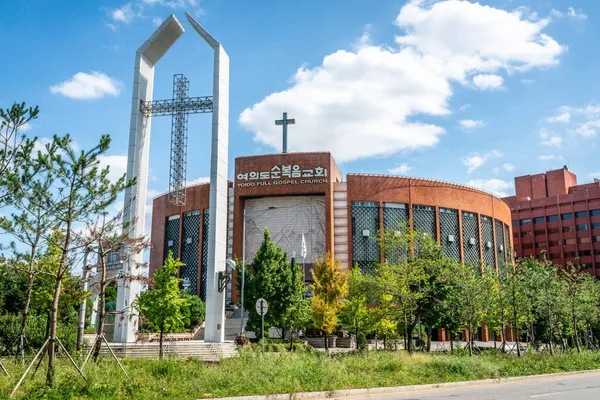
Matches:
[256,298,268,355]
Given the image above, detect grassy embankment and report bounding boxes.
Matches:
[1,348,600,399]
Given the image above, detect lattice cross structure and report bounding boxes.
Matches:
[140,74,213,205]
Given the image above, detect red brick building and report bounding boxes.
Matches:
[151,152,513,308]
[503,166,600,276]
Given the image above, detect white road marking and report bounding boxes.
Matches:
[530,392,566,398]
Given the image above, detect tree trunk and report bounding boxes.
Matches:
[289,327,294,352]
[46,223,71,386]
[549,313,554,356]
[449,330,454,354]
[159,327,164,359]
[572,305,581,353]
[45,268,64,386]
[426,326,431,353]
[18,265,35,361]
[93,261,107,362]
[406,324,415,354]
[323,331,328,351]
[468,321,473,357]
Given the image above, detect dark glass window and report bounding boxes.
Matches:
[593,222,600,229]
[561,213,573,220]
[576,211,588,218]
[549,253,562,260]
[548,227,560,234]
[591,210,600,217]
[512,220,518,227]
[594,236,600,243]
[522,243,533,249]
[565,251,577,258]
[562,226,575,233]
[547,215,559,222]
[533,217,545,224]
[537,242,548,248]
[581,250,592,257]
[548,240,560,247]
[534,229,545,236]
[520,219,531,225]
[521,231,533,237]
[576,224,589,231]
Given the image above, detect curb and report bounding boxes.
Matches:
[200,369,600,400]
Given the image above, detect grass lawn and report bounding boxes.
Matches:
[2,349,600,399]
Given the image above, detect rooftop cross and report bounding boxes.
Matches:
[140,74,213,206]
[275,112,295,153]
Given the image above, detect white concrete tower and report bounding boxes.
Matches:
[115,14,229,344]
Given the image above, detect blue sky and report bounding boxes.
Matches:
[1,0,599,221]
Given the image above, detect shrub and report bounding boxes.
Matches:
[235,334,250,346]
[187,295,205,328]
[357,333,368,350]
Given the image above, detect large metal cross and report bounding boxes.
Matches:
[141,74,213,205]
[275,112,295,153]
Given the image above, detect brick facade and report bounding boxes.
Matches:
[151,152,513,308]
[504,166,600,276]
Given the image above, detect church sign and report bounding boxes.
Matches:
[236,165,328,187]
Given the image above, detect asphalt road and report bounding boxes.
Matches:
[347,372,600,400]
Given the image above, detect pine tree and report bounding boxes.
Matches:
[310,253,348,350]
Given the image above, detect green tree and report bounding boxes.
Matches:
[339,268,369,344]
[236,228,304,338]
[135,252,187,359]
[0,102,38,206]
[377,226,445,353]
[7,134,130,385]
[310,253,348,350]
[448,262,495,356]
[499,263,529,357]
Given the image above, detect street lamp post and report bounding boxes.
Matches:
[240,206,277,334]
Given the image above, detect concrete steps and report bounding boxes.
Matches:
[84,340,238,361]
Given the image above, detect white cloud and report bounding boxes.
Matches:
[188,176,210,186]
[458,119,486,129]
[388,163,412,175]
[107,0,203,29]
[152,16,163,26]
[395,0,565,72]
[110,3,136,24]
[240,1,564,162]
[520,79,535,85]
[551,8,587,20]
[472,74,504,90]
[568,7,588,20]
[503,163,515,172]
[97,154,128,183]
[461,149,503,173]
[50,72,122,100]
[539,128,562,147]
[467,178,514,197]
[19,123,32,132]
[458,103,471,111]
[353,24,373,50]
[544,104,600,138]
[538,155,563,161]
[547,106,571,123]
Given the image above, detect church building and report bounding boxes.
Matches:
[150,151,514,309]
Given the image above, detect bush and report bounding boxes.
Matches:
[0,313,78,354]
[235,334,250,346]
[186,295,205,328]
[357,333,368,350]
